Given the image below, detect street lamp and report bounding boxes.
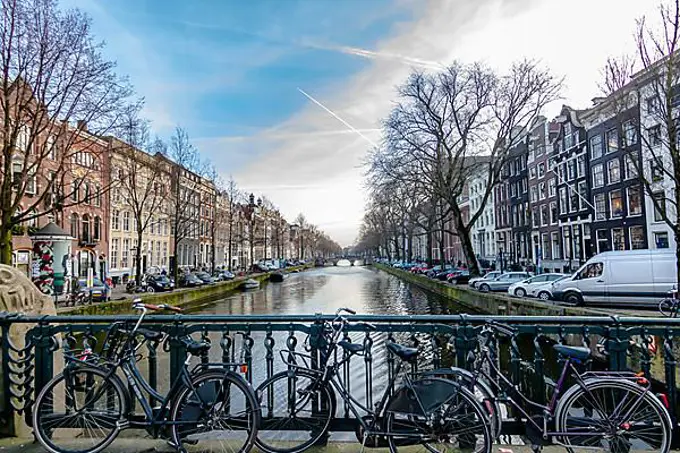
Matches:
[244,193,262,271]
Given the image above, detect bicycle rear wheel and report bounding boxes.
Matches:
[658,299,678,317]
[32,366,127,453]
[170,370,259,453]
[555,379,671,453]
[386,377,492,453]
[254,369,336,453]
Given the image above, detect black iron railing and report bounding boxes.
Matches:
[2,312,680,437]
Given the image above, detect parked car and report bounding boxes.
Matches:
[433,268,454,281]
[447,270,471,284]
[77,277,111,302]
[145,274,174,293]
[178,273,203,288]
[529,276,571,300]
[196,272,217,284]
[468,271,503,289]
[551,249,677,306]
[477,272,533,292]
[507,273,568,298]
[215,270,235,281]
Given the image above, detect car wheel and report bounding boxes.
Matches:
[564,292,583,306]
[514,288,526,298]
[146,286,155,293]
[537,291,551,301]
[479,284,490,293]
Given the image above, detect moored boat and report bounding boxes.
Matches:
[242,279,260,290]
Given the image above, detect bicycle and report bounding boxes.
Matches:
[254,307,492,453]
[443,321,672,453]
[658,287,679,317]
[32,299,261,453]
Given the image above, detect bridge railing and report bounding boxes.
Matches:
[3,312,680,435]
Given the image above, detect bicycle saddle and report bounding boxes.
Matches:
[338,340,364,354]
[136,328,163,342]
[182,339,211,356]
[553,344,590,361]
[387,342,419,363]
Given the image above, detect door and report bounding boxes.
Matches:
[526,275,548,293]
[573,262,607,304]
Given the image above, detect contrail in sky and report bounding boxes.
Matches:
[331,45,445,70]
[297,88,380,149]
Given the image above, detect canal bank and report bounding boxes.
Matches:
[374,264,654,317]
[59,266,310,315]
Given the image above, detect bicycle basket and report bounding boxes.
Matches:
[100,323,136,360]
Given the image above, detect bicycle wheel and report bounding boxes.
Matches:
[555,379,672,453]
[658,299,677,317]
[386,377,492,453]
[254,369,336,453]
[33,365,127,453]
[169,370,259,453]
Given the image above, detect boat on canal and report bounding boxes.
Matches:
[242,279,260,290]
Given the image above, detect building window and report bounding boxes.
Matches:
[578,181,588,211]
[592,164,604,188]
[627,186,642,216]
[567,159,576,181]
[541,205,548,226]
[606,128,618,153]
[563,227,572,259]
[82,214,91,242]
[549,178,556,197]
[532,207,539,227]
[123,211,130,231]
[111,239,119,269]
[612,228,625,251]
[607,159,621,184]
[112,210,120,230]
[630,226,645,249]
[93,216,101,241]
[530,186,537,203]
[650,158,664,182]
[624,153,638,179]
[590,135,603,159]
[596,229,610,254]
[71,179,79,202]
[94,185,101,207]
[609,189,624,218]
[655,231,670,249]
[542,233,551,260]
[530,167,536,179]
[558,163,566,183]
[570,187,579,213]
[551,232,562,260]
[162,242,168,266]
[122,239,130,268]
[623,120,637,145]
[594,193,606,221]
[538,162,546,178]
[550,201,558,224]
[539,182,546,200]
[69,213,79,239]
[648,125,662,147]
[653,192,666,222]
[577,155,585,178]
[559,187,568,214]
[647,96,661,115]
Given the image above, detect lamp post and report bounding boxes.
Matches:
[244,193,261,271]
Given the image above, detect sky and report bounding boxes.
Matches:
[67,0,660,246]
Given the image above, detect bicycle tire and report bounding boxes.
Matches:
[169,369,260,453]
[33,365,128,453]
[555,378,672,453]
[254,369,336,453]
[385,377,492,453]
[658,299,678,317]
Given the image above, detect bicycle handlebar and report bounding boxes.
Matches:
[132,299,182,313]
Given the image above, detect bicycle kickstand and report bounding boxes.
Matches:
[531,444,543,453]
[360,433,368,453]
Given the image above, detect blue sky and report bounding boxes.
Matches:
[69,0,659,245]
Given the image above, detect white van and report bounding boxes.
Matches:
[551,249,677,307]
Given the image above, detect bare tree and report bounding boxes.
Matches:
[0,0,133,263]
[601,0,680,281]
[372,61,561,275]
[110,106,167,285]
[223,177,243,271]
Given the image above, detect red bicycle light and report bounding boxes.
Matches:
[240,364,249,374]
[658,393,670,409]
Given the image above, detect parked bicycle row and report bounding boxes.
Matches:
[30,303,673,453]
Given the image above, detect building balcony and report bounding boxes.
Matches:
[79,236,100,247]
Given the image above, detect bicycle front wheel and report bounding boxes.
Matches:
[255,369,336,453]
[169,370,260,453]
[555,379,672,453]
[658,299,677,317]
[32,365,127,453]
[386,377,492,453]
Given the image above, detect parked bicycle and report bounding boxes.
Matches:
[32,299,260,453]
[439,321,672,453]
[658,286,680,317]
[254,307,492,453]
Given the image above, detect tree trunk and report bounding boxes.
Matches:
[0,223,12,266]
[135,229,143,286]
[675,227,680,286]
[172,235,180,284]
[407,230,413,262]
[426,232,433,266]
[458,227,479,276]
[227,224,233,271]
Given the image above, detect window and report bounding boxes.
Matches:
[570,187,579,213]
[567,159,576,181]
[47,135,56,160]
[25,172,36,195]
[542,233,551,260]
[16,125,30,153]
[81,214,91,242]
[541,205,548,226]
[623,120,637,145]
[539,182,546,200]
[647,96,660,115]
[627,186,642,216]
[606,128,618,153]
[111,239,119,269]
[559,187,568,214]
[112,210,120,230]
[624,154,638,179]
[558,163,566,182]
[532,207,539,227]
[596,230,610,254]
[612,228,625,251]
[594,194,606,221]
[156,240,161,266]
[530,167,536,179]
[648,125,662,147]
[94,185,101,207]
[551,232,562,260]
[592,164,604,187]
[577,262,604,280]
[162,242,168,266]
[607,159,621,184]
[650,158,664,182]
[550,201,558,224]
[630,226,645,250]
[522,178,527,193]
[530,186,537,203]
[549,178,556,197]
[82,182,90,204]
[609,189,624,218]
[577,181,588,211]
[69,213,79,239]
[655,231,670,249]
[653,192,666,221]
[122,239,130,268]
[577,155,585,178]
[123,211,130,231]
[71,179,79,202]
[538,162,545,178]
[590,135,603,159]
[563,226,572,259]
[93,216,101,241]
